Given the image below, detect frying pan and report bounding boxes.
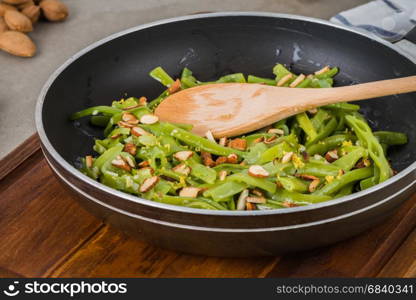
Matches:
[36,12,416,256]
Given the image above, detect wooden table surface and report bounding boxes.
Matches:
[1,135,415,278]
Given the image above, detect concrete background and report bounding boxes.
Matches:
[0,0,369,159]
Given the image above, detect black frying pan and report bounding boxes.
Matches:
[36,13,416,256]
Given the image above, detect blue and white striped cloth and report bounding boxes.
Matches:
[330,0,416,60]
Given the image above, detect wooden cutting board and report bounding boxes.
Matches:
[0,134,415,278]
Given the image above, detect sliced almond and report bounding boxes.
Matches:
[172,163,191,176]
[111,156,131,172]
[267,128,284,135]
[122,112,139,125]
[110,133,121,139]
[179,186,201,198]
[246,202,257,210]
[229,138,247,151]
[173,150,193,161]
[140,114,159,125]
[215,156,228,165]
[85,155,93,168]
[282,201,298,208]
[281,151,294,163]
[227,153,238,164]
[201,151,215,167]
[315,65,330,75]
[277,73,293,87]
[289,74,306,88]
[296,174,319,181]
[205,130,216,143]
[237,189,249,210]
[248,165,269,178]
[308,178,320,193]
[219,170,228,181]
[139,176,159,193]
[168,79,181,94]
[138,160,150,168]
[264,135,277,144]
[131,126,150,137]
[253,137,264,144]
[138,96,147,106]
[124,143,137,156]
[123,155,135,168]
[246,196,266,204]
[219,137,228,146]
[118,121,135,128]
[252,189,264,197]
[325,149,339,163]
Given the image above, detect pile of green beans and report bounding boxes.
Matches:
[70,64,407,210]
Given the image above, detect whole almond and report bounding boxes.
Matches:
[0,3,17,17]
[17,0,35,10]
[0,31,36,57]
[40,0,68,22]
[4,10,33,32]
[21,4,40,23]
[0,17,8,33]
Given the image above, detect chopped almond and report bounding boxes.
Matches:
[282,201,298,208]
[252,189,264,197]
[139,176,159,193]
[118,121,135,128]
[363,158,371,167]
[215,156,228,165]
[168,79,181,94]
[338,169,345,178]
[123,155,135,168]
[308,179,320,193]
[325,149,339,163]
[229,138,247,151]
[138,160,150,168]
[85,155,93,168]
[277,73,293,86]
[219,170,228,181]
[201,151,215,167]
[227,153,238,164]
[204,130,216,143]
[308,108,318,114]
[239,161,247,166]
[289,74,306,88]
[246,202,257,210]
[264,135,277,144]
[281,151,294,163]
[173,150,193,161]
[179,187,201,198]
[122,112,139,125]
[246,196,266,204]
[219,137,228,146]
[124,143,137,156]
[248,165,269,178]
[172,163,191,176]
[140,114,159,125]
[315,65,330,75]
[138,96,147,106]
[267,128,284,135]
[111,156,131,172]
[296,174,319,181]
[131,126,150,137]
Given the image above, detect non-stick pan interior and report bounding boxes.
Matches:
[41,14,416,172]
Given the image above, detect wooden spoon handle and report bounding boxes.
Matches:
[313,75,416,106]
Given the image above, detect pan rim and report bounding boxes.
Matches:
[35,11,416,217]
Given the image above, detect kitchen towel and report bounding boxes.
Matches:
[330,0,416,60]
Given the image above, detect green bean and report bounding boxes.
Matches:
[273,189,332,204]
[70,106,121,120]
[278,176,308,193]
[305,118,337,147]
[374,131,408,146]
[203,181,247,201]
[227,173,276,193]
[216,73,246,83]
[90,115,111,127]
[247,75,276,85]
[332,147,367,171]
[296,112,317,141]
[149,66,175,87]
[307,134,354,155]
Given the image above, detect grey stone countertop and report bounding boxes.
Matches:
[0,0,368,159]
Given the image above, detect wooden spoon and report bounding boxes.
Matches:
[155,76,416,138]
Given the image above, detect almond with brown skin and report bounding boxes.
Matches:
[21,5,40,23]
[0,17,8,32]
[17,0,35,10]
[4,10,32,32]
[228,138,247,151]
[40,0,68,21]
[0,3,17,17]
[139,176,159,193]
[0,31,36,57]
